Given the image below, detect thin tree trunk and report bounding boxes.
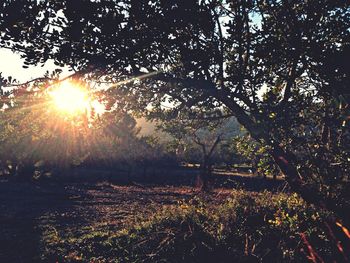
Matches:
[196,157,211,191]
[194,135,221,192]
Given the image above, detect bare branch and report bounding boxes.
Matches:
[207,135,221,158]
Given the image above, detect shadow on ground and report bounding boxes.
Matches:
[0,167,287,262]
[67,166,286,192]
[0,181,87,262]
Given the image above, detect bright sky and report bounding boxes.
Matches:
[0,48,68,82]
[0,48,157,134]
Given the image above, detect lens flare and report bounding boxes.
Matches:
[50,81,89,114]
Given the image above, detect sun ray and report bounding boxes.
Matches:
[50,81,89,115]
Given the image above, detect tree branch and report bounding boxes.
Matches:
[207,135,221,159]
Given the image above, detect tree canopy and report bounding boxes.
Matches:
[0,0,349,219]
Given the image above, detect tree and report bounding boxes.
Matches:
[81,110,141,170]
[0,71,144,179]
[160,112,239,190]
[0,71,92,177]
[0,0,349,220]
[229,134,280,180]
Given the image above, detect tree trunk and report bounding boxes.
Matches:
[192,134,221,192]
[218,94,350,221]
[196,157,211,191]
[270,143,350,221]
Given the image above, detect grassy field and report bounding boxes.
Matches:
[0,171,340,262]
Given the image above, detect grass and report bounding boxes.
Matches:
[0,173,345,263]
[40,189,336,263]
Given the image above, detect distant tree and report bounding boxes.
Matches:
[159,112,238,190]
[0,72,144,179]
[0,71,91,178]
[83,110,141,168]
[0,0,349,219]
[85,111,175,181]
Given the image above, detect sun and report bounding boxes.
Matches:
[50,81,89,114]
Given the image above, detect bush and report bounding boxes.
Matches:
[42,191,338,263]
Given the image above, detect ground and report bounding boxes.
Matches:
[0,170,283,262]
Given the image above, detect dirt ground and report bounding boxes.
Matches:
[0,171,284,262]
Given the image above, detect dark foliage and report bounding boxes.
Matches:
[0,0,349,236]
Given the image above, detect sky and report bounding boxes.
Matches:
[0,48,68,83]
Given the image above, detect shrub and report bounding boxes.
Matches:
[42,191,337,262]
